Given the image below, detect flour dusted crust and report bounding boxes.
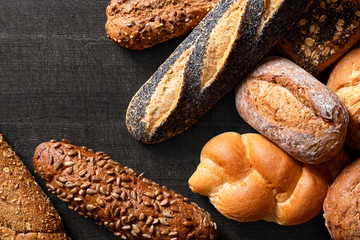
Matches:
[323,158,360,240]
[0,135,70,240]
[235,56,349,164]
[33,139,218,240]
[126,0,308,143]
[327,48,360,151]
[105,0,219,50]
[189,133,348,225]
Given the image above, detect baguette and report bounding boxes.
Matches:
[105,0,219,50]
[33,139,218,240]
[126,0,308,143]
[0,135,70,240]
[276,0,360,76]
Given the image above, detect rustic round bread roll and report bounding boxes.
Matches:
[327,48,360,151]
[323,158,360,240]
[189,132,349,225]
[235,56,349,164]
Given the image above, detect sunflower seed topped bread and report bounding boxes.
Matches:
[0,135,70,240]
[276,0,360,76]
[105,0,219,50]
[235,56,349,164]
[189,133,349,225]
[327,48,360,152]
[323,158,360,240]
[126,0,308,143]
[33,139,218,240]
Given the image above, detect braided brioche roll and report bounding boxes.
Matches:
[189,132,348,225]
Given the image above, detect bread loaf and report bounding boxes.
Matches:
[105,0,219,50]
[0,135,70,240]
[126,0,308,143]
[235,56,348,164]
[323,158,360,240]
[276,0,360,76]
[327,48,360,152]
[33,139,218,240]
[188,132,348,225]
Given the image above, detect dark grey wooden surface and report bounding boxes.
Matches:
[0,1,335,239]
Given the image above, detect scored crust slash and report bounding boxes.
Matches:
[126,0,308,143]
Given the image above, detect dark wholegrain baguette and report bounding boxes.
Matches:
[33,140,218,240]
[276,0,360,76]
[0,135,70,240]
[126,0,308,143]
[105,0,219,50]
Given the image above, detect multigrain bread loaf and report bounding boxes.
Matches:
[105,0,219,50]
[327,48,360,152]
[126,0,308,143]
[276,0,360,76]
[188,132,349,225]
[323,158,360,240]
[33,139,218,240]
[0,135,70,240]
[235,56,349,164]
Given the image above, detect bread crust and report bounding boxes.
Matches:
[189,133,348,225]
[235,56,349,164]
[33,140,218,240]
[126,0,308,143]
[327,48,360,151]
[276,0,360,76]
[0,135,70,240]
[323,158,360,240]
[105,0,219,50]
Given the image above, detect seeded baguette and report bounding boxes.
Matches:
[0,135,70,240]
[106,0,219,50]
[276,0,360,76]
[33,140,218,240]
[126,0,308,143]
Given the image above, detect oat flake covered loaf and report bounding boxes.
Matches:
[0,135,70,240]
[277,0,360,75]
[33,139,218,240]
[106,0,219,50]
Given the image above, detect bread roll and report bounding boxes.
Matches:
[323,158,360,240]
[33,139,218,240]
[235,56,349,164]
[327,48,360,152]
[189,132,348,225]
[126,0,308,143]
[276,0,360,76]
[0,135,70,240]
[105,0,219,50]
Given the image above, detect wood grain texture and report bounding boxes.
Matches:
[0,0,347,239]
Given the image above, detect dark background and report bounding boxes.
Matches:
[0,1,344,239]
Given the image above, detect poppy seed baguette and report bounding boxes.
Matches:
[33,140,218,240]
[126,0,308,143]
